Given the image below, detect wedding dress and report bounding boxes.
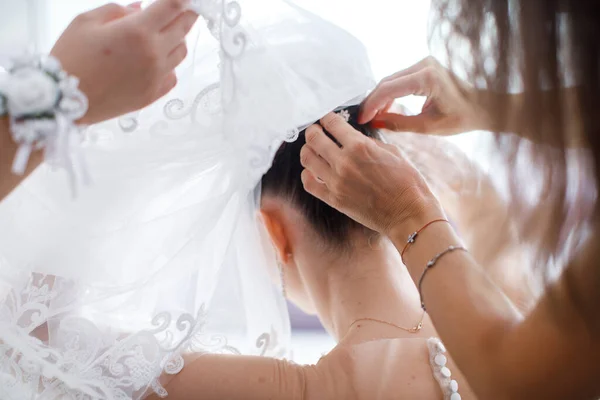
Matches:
[0,0,374,398]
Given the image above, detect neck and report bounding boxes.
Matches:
[304,238,425,342]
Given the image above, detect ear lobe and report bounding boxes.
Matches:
[259,209,291,264]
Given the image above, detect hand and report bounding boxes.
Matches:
[50,0,198,124]
[300,112,445,236]
[359,57,488,135]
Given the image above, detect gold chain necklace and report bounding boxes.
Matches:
[348,311,426,334]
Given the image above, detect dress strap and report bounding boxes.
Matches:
[427,338,462,400]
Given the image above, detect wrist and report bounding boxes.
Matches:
[387,203,446,248]
[472,90,522,133]
[400,222,463,284]
[469,90,497,132]
[0,116,44,201]
[49,51,93,125]
[0,53,88,195]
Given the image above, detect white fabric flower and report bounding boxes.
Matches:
[6,67,59,117]
[41,56,63,76]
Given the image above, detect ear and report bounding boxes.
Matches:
[259,209,292,264]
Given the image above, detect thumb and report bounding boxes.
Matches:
[87,3,130,23]
[127,2,143,10]
[125,2,143,14]
[370,112,431,134]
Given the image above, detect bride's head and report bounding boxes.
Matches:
[260,105,384,313]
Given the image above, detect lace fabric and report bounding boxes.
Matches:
[0,274,286,399]
[0,0,375,398]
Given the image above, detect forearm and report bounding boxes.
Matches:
[154,354,315,400]
[439,175,537,311]
[388,132,537,310]
[476,87,584,146]
[390,218,599,399]
[0,117,44,201]
[390,220,522,398]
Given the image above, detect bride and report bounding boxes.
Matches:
[148,105,535,400]
[145,105,473,399]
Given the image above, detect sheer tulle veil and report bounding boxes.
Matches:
[0,0,375,398]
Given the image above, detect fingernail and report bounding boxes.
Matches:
[370,120,387,129]
[357,112,372,125]
[357,111,365,124]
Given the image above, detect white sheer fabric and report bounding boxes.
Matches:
[0,0,375,398]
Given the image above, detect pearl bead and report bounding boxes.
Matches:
[434,354,447,366]
[450,393,462,400]
[436,341,446,352]
[441,366,451,377]
[450,380,459,392]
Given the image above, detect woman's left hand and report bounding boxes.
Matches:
[50,0,197,124]
[300,112,445,237]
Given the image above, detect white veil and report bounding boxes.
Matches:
[0,0,375,398]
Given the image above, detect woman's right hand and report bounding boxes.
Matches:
[300,113,446,239]
[50,0,198,124]
[359,57,489,135]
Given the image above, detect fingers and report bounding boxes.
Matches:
[304,124,341,163]
[127,2,142,10]
[300,145,332,183]
[319,113,363,148]
[371,112,431,133]
[359,71,432,124]
[373,140,400,155]
[140,0,192,31]
[166,42,188,70]
[156,72,178,98]
[301,169,332,205]
[375,140,406,159]
[160,10,198,52]
[378,56,437,85]
[90,3,130,22]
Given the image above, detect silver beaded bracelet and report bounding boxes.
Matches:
[0,54,88,191]
[418,245,468,311]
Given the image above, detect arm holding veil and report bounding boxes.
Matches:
[0,0,196,200]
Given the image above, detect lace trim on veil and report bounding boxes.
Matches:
[0,274,284,399]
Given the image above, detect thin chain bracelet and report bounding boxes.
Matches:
[401,219,449,261]
[418,245,468,311]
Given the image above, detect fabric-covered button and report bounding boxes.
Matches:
[434,354,447,366]
[436,341,446,352]
[450,379,459,392]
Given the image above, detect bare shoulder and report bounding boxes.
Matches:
[311,338,444,400]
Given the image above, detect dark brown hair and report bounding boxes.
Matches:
[431,0,599,325]
[261,105,382,249]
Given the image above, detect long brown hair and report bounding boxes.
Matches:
[430,0,599,327]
